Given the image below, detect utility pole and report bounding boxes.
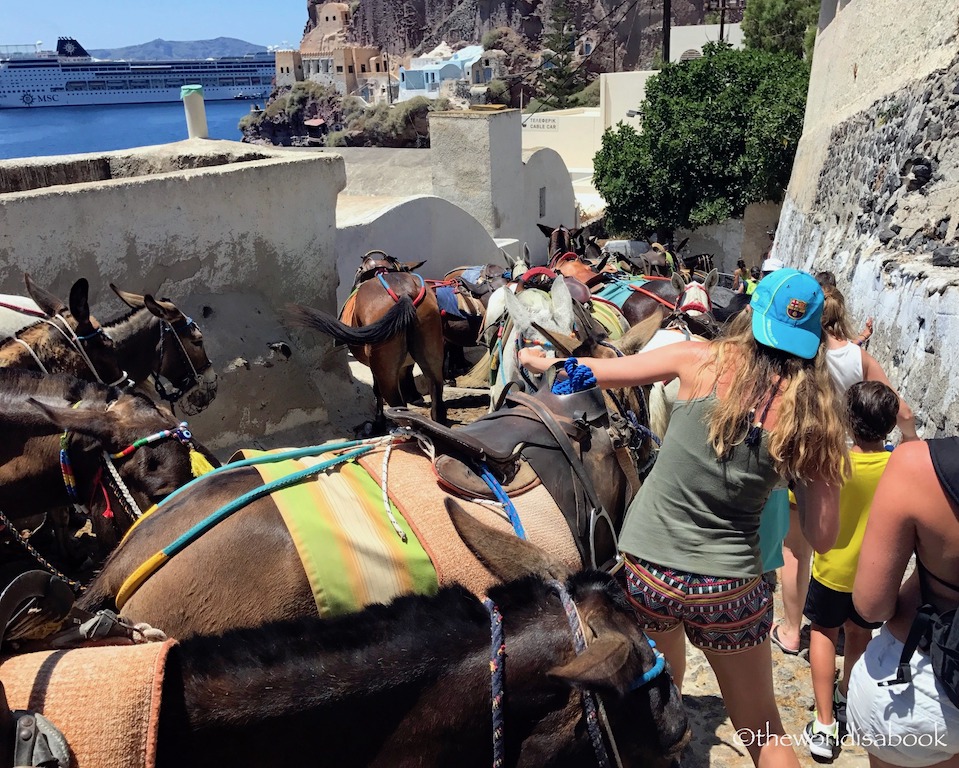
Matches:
[385,46,392,105]
[662,0,671,65]
[718,0,727,42]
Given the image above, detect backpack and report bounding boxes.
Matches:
[881,603,959,708]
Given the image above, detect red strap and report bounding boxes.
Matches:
[519,267,557,284]
[628,284,677,309]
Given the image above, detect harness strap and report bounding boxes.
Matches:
[10,337,49,372]
[377,273,427,306]
[627,284,676,309]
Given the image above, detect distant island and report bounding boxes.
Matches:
[87,37,267,61]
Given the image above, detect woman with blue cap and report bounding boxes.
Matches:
[519,268,847,768]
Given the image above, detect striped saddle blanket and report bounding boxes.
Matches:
[234,443,580,616]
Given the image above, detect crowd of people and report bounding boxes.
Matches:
[519,260,958,768]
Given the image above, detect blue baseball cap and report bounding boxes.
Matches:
[750,268,824,359]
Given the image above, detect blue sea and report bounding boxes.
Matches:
[0,101,257,161]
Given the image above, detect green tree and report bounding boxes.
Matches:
[536,0,587,109]
[592,43,809,239]
[742,0,820,59]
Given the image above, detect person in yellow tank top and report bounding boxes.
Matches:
[802,381,899,759]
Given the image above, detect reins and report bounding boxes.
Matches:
[2,312,130,388]
[482,580,667,768]
[377,272,428,306]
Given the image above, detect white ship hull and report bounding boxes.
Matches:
[0,39,275,109]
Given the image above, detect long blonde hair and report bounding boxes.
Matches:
[706,314,848,485]
[820,285,855,341]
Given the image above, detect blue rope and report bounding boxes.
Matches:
[551,357,597,395]
[484,598,506,768]
[478,463,527,539]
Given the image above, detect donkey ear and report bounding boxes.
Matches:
[537,223,554,238]
[144,295,185,324]
[670,272,686,292]
[704,268,719,291]
[23,273,66,316]
[68,278,92,327]
[570,227,583,240]
[405,260,426,271]
[548,634,633,692]
[531,322,576,357]
[446,499,571,583]
[110,284,146,309]
[27,398,118,444]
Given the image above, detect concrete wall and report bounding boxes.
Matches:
[521,109,604,173]
[522,148,578,266]
[430,109,523,241]
[330,147,434,197]
[775,0,959,437]
[335,194,501,305]
[599,71,654,133]
[670,24,743,63]
[0,139,354,452]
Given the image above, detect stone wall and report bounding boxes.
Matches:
[775,0,959,437]
[0,139,354,453]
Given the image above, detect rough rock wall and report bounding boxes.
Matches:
[775,0,959,437]
[334,0,705,67]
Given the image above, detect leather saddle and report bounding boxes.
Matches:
[386,382,619,568]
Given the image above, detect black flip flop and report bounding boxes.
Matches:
[770,625,800,655]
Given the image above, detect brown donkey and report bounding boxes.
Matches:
[288,271,446,426]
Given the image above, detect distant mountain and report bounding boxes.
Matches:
[88,37,268,61]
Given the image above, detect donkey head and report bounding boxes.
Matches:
[447,499,690,767]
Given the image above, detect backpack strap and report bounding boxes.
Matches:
[879,604,937,689]
[929,437,959,509]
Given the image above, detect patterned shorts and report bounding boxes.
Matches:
[620,555,773,653]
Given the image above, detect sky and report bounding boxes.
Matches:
[2,0,307,50]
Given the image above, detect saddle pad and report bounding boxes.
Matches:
[589,299,630,340]
[235,449,438,617]
[0,294,43,339]
[593,278,650,309]
[434,285,464,318]
[0,639,174,768]
[460,266,483,283]
[338,290,359,326]
[358,444,581,598]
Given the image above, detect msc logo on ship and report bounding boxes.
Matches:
[20,92,58,106]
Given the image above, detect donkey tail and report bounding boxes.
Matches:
[285,297,417,345]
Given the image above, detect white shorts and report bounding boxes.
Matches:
[847,625,959,767]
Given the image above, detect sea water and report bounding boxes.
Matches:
[0,101,257,161]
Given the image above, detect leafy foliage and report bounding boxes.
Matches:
[742,0,820,59]
[592,43,809,238]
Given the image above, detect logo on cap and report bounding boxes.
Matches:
[787,299,807,319]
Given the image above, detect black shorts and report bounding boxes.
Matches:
[803,576,881,630]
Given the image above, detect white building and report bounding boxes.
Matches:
[397,43,488,102]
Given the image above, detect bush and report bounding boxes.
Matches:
[481,29,504,50]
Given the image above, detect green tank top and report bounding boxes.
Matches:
[618,394,780,578]
[744,278,759,295]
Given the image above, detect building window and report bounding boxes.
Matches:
[361,64,367,72]
[336,65,343,73]
[376,62,381,72]
[348,65,354,73]
[539,187,547,219]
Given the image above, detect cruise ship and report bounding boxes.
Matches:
[0,38,275,108]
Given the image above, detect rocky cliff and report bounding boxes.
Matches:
[305,0,707,70]
[775,0,959,437]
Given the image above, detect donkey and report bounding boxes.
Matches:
[106,285,218,416]
[0,275,126,388]
[0,506,690,768]
[0,368,218,585]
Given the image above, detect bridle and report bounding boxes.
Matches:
[674,280,712,316]
[3,311,131,388]
[152,316,212,408]
[483,579,667,768]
